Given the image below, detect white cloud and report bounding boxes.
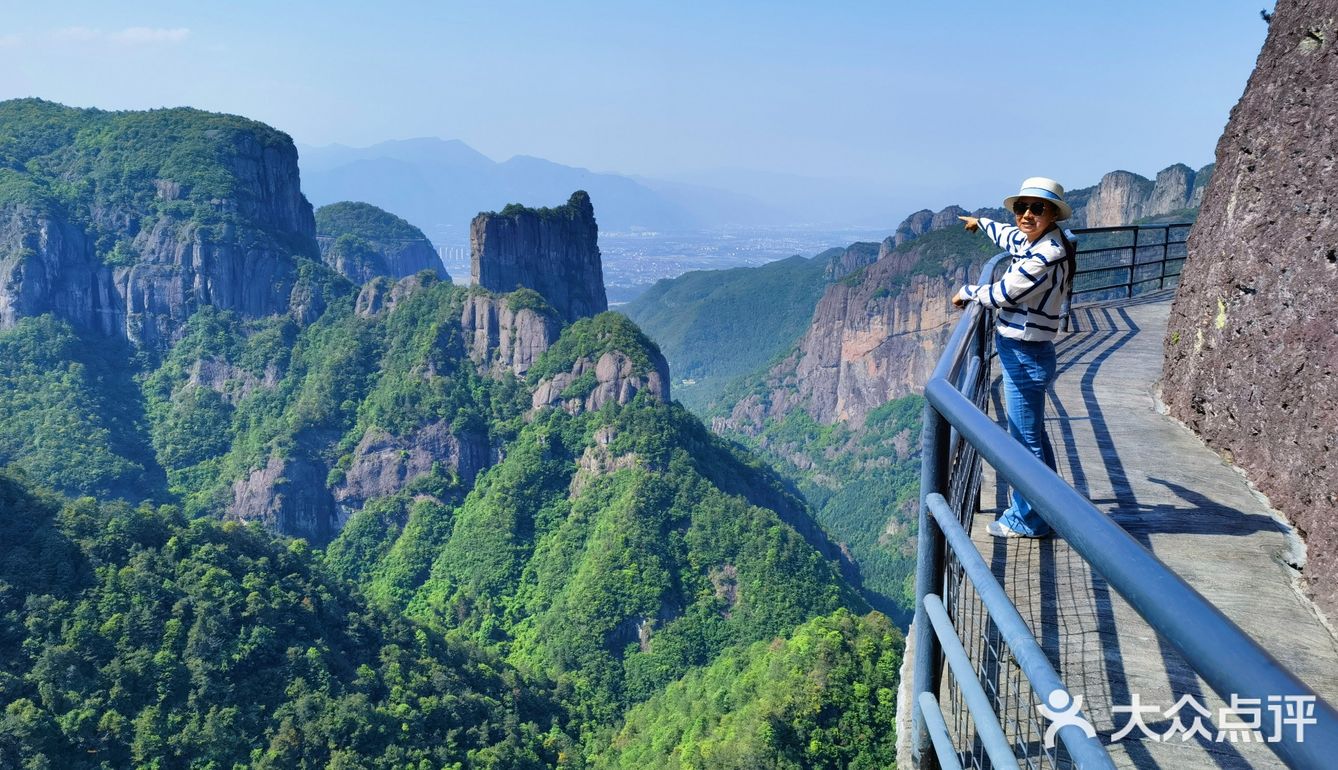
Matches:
[51,26,190,46]
[112,27,190,45]
[53,27,102,43]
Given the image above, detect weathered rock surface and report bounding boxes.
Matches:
[318,235,444,285]
[801,262,966,425]
[1162,0,1338,617]
[886,205,1003,252]
[186,358,280,405]
[116,217,321,347]
[1075,163,1214,227]
[470,191,607,324]
[532,350,670,414]
[355,272,437,318]
[460,292,561,377]
[893,206,968,249]
[723,251,972,432]
[0,109,329,348]
[893,209,935,247]
[229,454,337,544]
[824,241,881,280]
[0,205,118,334]
[569,424,639,498]
[333,421,491,518]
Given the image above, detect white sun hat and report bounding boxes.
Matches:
[1004,177,1072,222]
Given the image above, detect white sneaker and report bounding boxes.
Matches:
[987,520,1028,538]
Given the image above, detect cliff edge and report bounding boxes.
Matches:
[1161,0,1338,617]
[470,191,607,324]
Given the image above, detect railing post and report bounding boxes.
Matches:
[1127,226,1139,298]
[912,399,952,768]
[1160,225,1170,289]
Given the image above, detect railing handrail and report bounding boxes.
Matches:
[911,234,1338,769]
[1069,222,1192,301]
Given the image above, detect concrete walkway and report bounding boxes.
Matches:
[968,292,1338,769]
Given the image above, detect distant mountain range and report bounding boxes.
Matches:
[297,137,796,240]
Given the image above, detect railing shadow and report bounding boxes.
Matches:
[982,298,1269,769]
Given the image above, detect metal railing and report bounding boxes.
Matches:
[908,233,1338,769]
[1069,223,1191,305]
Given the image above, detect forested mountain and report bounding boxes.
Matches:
[0,99,902,766]
[627,166,1205,622]
[593,609,901,770]
[315,200,448,284]
[0,468,572,768]
[622,254,829,412]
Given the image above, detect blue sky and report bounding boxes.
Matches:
[0,1,1274,218]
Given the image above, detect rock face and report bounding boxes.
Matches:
[824,241,881,280]
[354,272,437,318]
[471,191,607,324]
[888,205,974,248]
[721,241,977,433]
[531,350,671,414]
[315,201,448,285]
[1075,163,1214,227]
[1161,0,1338,617]
[885,205,1005,253]
[0,206,116,334]
[800,263,965,426]
[186,358,280,405]
[0,104,327,349]
[317,235,443,285]
[230,455,336,544]
[893,210,935,247]
[459,292,562,378]
[332,421,491,520]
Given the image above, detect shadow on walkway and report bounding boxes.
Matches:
[979,297,1273,769]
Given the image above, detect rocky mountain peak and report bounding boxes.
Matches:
[470,190,607,325]
[527,312,670,415]
[1075,163,1213,227]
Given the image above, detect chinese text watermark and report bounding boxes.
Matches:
[1038,691,1317,748]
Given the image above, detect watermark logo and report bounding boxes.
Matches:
[1037,690,1097,748]
[1040,693,1317,745]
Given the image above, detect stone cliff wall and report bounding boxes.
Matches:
[470,191,607,324]
[823,242,881,281]
[531,349,671,415]
[1161,0,1338,617]
[1076,164,1212,227]
[460,292,562,378]
[721,239,977,434]
[0,115,325,348]
[793,265,966,425]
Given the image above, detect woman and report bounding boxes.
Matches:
[952,177,1075,538]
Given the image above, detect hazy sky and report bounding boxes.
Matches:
[1,1,1274,217]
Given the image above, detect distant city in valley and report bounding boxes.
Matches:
[434,224,892,302]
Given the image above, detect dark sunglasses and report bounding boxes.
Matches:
[1012,201,1051,216]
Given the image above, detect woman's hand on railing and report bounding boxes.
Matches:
[952,287,969,309]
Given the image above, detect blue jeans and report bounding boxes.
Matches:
[996,333,1057,536]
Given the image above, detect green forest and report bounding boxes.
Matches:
[0,100,908,767]
[623,255,828,412]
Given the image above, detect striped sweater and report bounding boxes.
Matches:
[961,218,1073,342]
